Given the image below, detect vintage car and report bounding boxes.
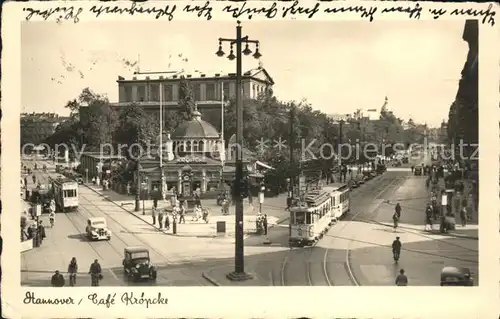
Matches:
[122,247,157,281]
[414,165,423,176]
[85,217,111,240]
[440,266,473,286]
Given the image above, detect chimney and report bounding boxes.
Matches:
[215,73,220,77]
[187,75,192,78]
[200,74,206,77]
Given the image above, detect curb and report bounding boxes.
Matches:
[374,221,479,240]
[202,271,220,286]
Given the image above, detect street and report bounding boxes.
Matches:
[21,155,477,287]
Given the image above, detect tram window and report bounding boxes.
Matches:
[306,212,312,224]
[294,211,306,224]
[64,190,76,198]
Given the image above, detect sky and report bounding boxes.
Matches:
[22,20,467,127]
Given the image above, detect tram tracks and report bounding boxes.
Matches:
[279,174,407,286]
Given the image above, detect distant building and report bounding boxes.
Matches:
[21,113,66,146]
[110,67,275,130]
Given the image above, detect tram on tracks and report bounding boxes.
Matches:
[50,177,79,212]
[288,183,351,246]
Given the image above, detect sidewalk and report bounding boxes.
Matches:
[83,183,281,239]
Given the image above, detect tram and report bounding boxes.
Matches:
[326,183,351,220]
[50,177,79,212]
[288,183,351,246]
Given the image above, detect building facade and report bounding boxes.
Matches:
[111,67,275,130]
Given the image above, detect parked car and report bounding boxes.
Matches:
[86,217,112,240]
[122,247,157,281]
[440,266,473,286]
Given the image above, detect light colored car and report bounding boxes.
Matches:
[85,217,111,240]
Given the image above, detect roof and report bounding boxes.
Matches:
[117,67,274,85]
[125,246,149,253]
[441,266,470,274]
[88,217,106,222]
[171,111,219,139]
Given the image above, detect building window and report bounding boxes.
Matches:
[199,140,205,152]
[124,86,132,102]
[150,84,159,101]
[222,82,230,100]
[137,85,146,102]
[163,84,173,101]
[193,84,201,101]
[206,83,216,100]
[186,141,192,152]
[192,140,199,152]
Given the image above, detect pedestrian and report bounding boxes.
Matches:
[92,177,96,185]
[263,214,268,236]
[126,183,131,195]
[460,206,467,227]
[37,220,46,244]
[24,177,28,189]
[395,269,408,286]
[158,209,164,229]
[425,204,433,231]
[67,257,78,287]
[88,259,102,287]
[192,205,201,222]
[32,175,36,184]
[152,206,157,226]
[165,212,170,231]
[179,205,186,224]
[51,270,65,287]
[410,165,414,173]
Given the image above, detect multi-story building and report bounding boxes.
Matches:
[111,67,275,130]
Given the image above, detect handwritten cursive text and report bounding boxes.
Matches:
[23,6,83,23]
[121,292,168,308]
[324,5,378,22]
[24,291,76,305]
[223,1,278,19]
[90,2,176,20]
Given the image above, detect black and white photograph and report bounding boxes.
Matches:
[18,18,480,288]
[2,1,499,317]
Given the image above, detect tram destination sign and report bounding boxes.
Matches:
[177,156,207,164]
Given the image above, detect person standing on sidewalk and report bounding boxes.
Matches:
[68,257,78,287]
[165,212,170,231]
[460,206,467,227]
[51,270,65,287]
[158,209,164,229]
[179,205,186,224]
[88,259,102,287]
[151,206,157,226]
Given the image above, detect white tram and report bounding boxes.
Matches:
[50,177,79,212]
[328,183,351,220]
[289,183,351,246]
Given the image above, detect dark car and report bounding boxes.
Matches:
[122,247,157,281]
[440,266,473,286]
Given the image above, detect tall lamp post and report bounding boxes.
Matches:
[216,20,262,281]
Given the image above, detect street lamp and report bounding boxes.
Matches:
[216,20,262,281]
[135,160,141,212]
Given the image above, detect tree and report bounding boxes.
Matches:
[114,103,159,158]
[178,76,196,121]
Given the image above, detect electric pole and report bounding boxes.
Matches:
[289,104,295,197]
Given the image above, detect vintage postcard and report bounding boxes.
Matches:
[1,0,499,318]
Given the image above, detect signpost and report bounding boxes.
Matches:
[85,168,89,184]
[141,180,148,215]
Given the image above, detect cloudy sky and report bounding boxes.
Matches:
[22,20,467,127]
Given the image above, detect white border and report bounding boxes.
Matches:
[2,1,500,318]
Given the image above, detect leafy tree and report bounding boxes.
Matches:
[114,103,159,158]
[178,76,196,121]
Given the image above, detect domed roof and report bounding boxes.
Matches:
[171,110,220,139]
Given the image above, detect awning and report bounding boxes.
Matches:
[255,161,273,170]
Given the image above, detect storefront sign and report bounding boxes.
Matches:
[177,156,207,164]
